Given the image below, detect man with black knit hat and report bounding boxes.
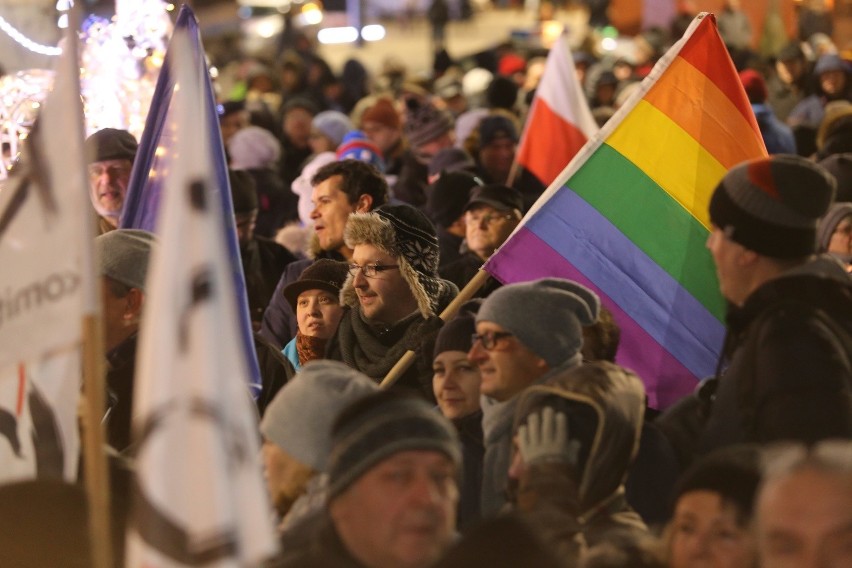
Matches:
[699,154,852,453]
[425,170,482,267]
[275,391,461,568]
[85,128,138,234]
[326,204,458,399]
[468,277,600,516]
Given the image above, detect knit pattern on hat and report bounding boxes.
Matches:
[709,155,836,257]
[404,97,453,148]
[342,205,451,318]
[327,395,461,499]
[477,278,600,368]
[260,360,378,472]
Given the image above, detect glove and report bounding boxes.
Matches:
[517,406,580,467]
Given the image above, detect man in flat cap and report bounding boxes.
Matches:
[95,228,156,452]
[699,155,852,452]
[85,128,138,234]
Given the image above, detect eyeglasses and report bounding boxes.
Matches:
[471,331,513,350]
[348,262,400,278]
[466,212,515,227]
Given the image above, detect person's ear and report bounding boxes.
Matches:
[355,194,373,213]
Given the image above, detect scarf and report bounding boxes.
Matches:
[296,332,327,366]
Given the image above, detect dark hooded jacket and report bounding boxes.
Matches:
[511,362,648,563]
[700,255,852,452]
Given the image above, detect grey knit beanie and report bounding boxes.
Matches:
[817,201,852,252]
[260,360,378,472]
[709,155,836,258]
[312,110,354,148]
[477,278,600,369]
[404,97,453,148]
[95,229,157,291]
[327,391,461,499]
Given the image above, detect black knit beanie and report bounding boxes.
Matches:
[327,391,461,499]
[708,155,836,258]
[228,169,258,214]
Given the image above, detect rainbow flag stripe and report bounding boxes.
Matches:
[485,14,767,408]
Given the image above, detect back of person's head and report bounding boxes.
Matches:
[260,360,378,472]
[709,154,836,259]
[582,305,621,363]
[434,514,562,568]
[311,159,389,209]
[0,479,92,567]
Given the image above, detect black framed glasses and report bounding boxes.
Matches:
[348,262,400,278]
[471,331,513,350]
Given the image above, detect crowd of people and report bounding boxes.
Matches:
[9,1,852,566]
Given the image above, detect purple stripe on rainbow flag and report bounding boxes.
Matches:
[487,228,699,408]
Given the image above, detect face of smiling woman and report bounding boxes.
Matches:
[432,350,482,420]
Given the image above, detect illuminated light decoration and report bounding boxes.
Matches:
[0,14,62,56]
[301,3,323,25]
[360,24,385,42]
[317,26,359,44]
[80,0,172,140]
[0,70,54,177]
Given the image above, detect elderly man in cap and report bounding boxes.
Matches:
[259,360,377,535]
[326,204,458,399]
[95,229,156,452]
[699,154,852,453]
[275,390,461,568]
[468,277,600,515]
[85,128,138,234]
[440,184,523,299]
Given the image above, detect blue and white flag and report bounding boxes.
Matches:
[121,4,261,397]
[125,24,277,568]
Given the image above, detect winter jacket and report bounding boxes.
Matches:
[511,362,649,562]
[700,255,852,452]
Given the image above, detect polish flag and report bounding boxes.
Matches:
[516,33,599,188]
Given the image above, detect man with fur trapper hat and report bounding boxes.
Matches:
[326,204,458,399]
[467,277,600,516]
[699,155,852,452]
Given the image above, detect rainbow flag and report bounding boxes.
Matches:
[484,14,767,409]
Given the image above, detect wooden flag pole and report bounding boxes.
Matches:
[380,269,490,389]
[82,311,114,568]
